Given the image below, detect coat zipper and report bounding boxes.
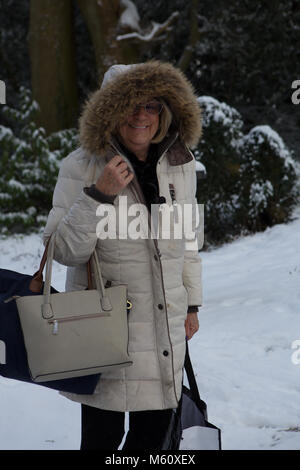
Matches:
[130,178,179,406]
[112,142,180,406]
[48,312,109,335]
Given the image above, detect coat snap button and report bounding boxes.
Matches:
[158,196,166,204]
[158,303,164,310]
[163,350,169,356]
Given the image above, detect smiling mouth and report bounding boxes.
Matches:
[129,124,149,129]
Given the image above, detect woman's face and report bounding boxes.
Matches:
[118,101,160,153]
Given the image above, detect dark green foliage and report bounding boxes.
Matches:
[238,127,298,230]
[0,88,78,234]
[0,0,31,113]
[196,97,299,246]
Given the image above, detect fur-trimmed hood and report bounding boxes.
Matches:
[79,61,202,157]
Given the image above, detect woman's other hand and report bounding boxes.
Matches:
[96,155,134,196]
[185,312,199,340]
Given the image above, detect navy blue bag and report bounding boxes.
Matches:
[0,242,101,394]
[162,341,222,450]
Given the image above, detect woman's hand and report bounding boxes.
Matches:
[96,155,134,196]
[185,312,199,340]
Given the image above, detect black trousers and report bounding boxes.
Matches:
[80,404,173,450]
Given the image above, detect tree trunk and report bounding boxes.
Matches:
[77,0,140,84]
[28,0,78,134]
[177,0,200,72]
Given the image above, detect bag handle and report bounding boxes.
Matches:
[184,340,207,418]
[30,237,94,293]
[89,250,112,310]
[29,236,52,292]
[35,233,112,319]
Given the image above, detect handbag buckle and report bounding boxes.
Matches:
[127,300,132,314]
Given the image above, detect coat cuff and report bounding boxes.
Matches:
[83,184,117,204]
[187,305,200,313]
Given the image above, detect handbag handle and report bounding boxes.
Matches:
[89,250,112,310]
[184,340,207,419]
[36,233,112,319]
[30,236,94,292]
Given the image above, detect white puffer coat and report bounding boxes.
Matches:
[43,61,203,412]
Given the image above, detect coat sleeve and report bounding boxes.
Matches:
[43,151,103,266]
[182,157,203,307]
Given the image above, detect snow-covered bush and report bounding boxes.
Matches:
[196,97,299,246]
[0,87,78,235]
[238,126,298,231]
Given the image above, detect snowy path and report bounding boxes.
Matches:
[1,211,300,450]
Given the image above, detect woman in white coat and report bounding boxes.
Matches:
[43,60,203,450]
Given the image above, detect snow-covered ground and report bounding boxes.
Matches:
[1,208,300,450]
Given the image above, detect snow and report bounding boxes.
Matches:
[119,0,141,32]
[195,160,206,173]
[117,12,179,42]
[0,125,13,140]
[197,96,243,132]
[249,180,274,215]
[245,125,296,170]
[8,179,26,191]
[117,22,161,42]
[1,207,300,449]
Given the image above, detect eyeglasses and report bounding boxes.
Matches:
[131,101,163,116]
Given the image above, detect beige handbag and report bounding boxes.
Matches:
[16,233,133,382]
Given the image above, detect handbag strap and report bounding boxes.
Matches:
[30,238,93,292]
[29,236,51,292]
[40,233,112,319]
[184,340,203,411]
[89,250,112,310]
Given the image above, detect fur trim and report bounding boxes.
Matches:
[79,61,202,157]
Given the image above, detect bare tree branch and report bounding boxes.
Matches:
[116,11,179,43]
